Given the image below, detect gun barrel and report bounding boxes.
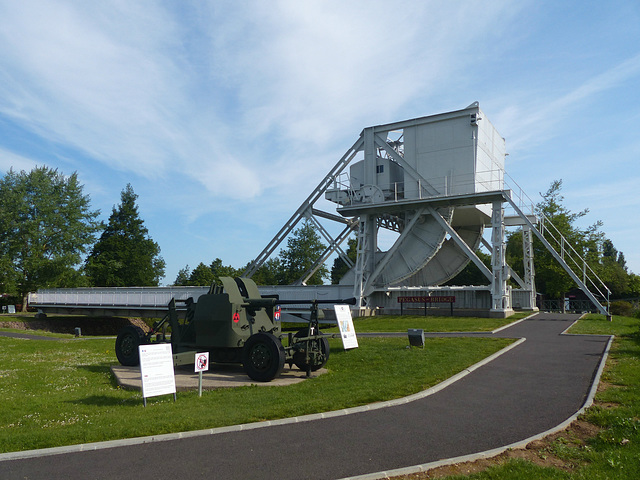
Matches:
[242,297,357,308]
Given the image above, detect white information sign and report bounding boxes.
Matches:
[139,343,176,403]
[195,352,209,372]
[334,304,358,349]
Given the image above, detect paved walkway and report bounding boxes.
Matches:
[0,313,612,480]
[0,331,64,341]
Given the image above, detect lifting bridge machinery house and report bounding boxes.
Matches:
[29,104,610,318]
[244,102,609,317]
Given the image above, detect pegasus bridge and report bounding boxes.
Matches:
[28,103,610,319]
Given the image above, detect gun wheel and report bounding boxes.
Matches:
[242,332,286,382]
[292,329,330,372]
[115,325,146,366]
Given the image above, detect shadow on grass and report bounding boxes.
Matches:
[616,330,640,359]
[76,364,123,389]
[66,395,140,407]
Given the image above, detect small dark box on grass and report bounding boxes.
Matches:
[408,328,425,348]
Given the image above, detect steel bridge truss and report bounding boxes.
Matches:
[244,120,610,317]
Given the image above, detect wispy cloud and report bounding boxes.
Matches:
[496,52,640,154]
[2,0,639,278]
[0,148,39,173]
[0,2,181,169]
[0,0,527,207]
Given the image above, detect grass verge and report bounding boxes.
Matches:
[330,311,531,334]
[0,332,512,453]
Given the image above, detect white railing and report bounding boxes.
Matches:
[28,284,356,310]
[329,168,506,207]
[503,172,537,217]
[28,286,210,308]
[503,172,610,306]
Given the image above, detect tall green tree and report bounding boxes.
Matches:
[596,238,630,297]
[0,166,100,309]
[209,258,241,284]
[506,180,605,299]
[173,265,191,286]
[188,262,215,286]
[173,258,241,286]
[85,184,165,286]
[247,258,282,286]
[277,220,328,285]
[331,237,357,284]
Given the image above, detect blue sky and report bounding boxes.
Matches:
[1,0,639,285]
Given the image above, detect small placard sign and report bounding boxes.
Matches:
[139,343,176,404]
[195,352,209,372]
[334,304,358,350]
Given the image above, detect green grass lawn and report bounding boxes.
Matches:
[330,311,532,333]
[6,310,636,480]
[0,329,512,453]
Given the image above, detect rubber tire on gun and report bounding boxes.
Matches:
[242,332,286,382]
[292,328,330,372]
[115,325,147,366]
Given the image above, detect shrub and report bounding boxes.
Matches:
[610,300,634,317]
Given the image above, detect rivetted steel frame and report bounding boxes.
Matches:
[245,113,609,317]
[243,118,522,315]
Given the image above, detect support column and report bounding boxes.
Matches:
[522,224,538,311]
[353,214,377,310]
[490,200,512,316]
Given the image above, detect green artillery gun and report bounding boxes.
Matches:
[114,277,356,382]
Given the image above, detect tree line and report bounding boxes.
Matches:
[0,167,165,309]
[173,221,332,287]
[0,166,334,310]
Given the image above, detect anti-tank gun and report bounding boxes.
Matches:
[115,277,356,382]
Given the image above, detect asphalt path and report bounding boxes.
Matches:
[0,313,611,480]
[0,331,63,341]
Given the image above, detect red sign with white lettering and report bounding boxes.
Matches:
[397,296,455,303]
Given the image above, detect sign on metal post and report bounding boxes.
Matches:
[139,343,176,407]
[334,304,358,349]
[195,352,209,397]
[398,296,456,316]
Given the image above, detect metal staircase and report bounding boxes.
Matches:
[503,176,610,316]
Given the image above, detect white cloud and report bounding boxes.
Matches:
[495,52,640,154]
[0,0,528,207]
[2,0,639,278]
[0,1,263,200]
[230,0,523,144]
[0,148,39,173]
[0,2,182,171]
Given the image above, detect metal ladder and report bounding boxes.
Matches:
[503,185,610,316]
